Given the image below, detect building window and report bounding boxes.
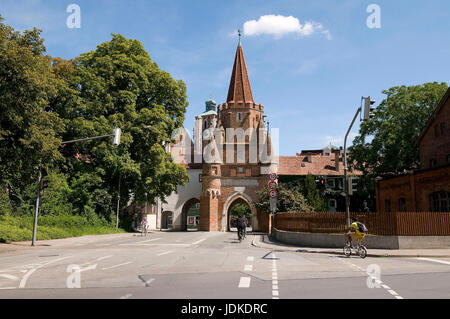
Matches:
[398,198,406,212]
[327,179,335,188]
[430,159,437,168]
[430,192,450,212]
[329,199,337,212]
[385,200,391,212]
[237,112,242,121]
[237,167,244,173]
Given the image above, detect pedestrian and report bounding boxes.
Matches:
[141,217,148,236]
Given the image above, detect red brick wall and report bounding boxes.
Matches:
[420,96,450,169]
[377,165,450,212]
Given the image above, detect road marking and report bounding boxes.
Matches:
[144,278,155,286]
[247,256,255,262]
[157,251,173,256]
[139,238,161,243]
[120,243,190,246]
[416,258,450,265]
[244,265,253,272]
[0,287,16,290]
[102,262,133,270]
[19,256,72,289]
[120,294,132,299]
[271,254,279,299]
[238,277,251,288]
[192,238,206,245]
[80,255,112,267]
[0,274,19,281]
[339,258,404,299]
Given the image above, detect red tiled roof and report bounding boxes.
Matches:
[227,43,254,103]
[278,155,362,176]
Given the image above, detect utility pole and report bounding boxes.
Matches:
[31,166,42,247]
[116,172,121,229]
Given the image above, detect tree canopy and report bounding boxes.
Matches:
[350,82,448,179]
[0,17,189,223]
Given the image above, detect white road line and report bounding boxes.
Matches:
[81,255,112,267]
[144,278,155,286]
[395,296,404,299]
[247,256,255,262]
[0,274,19,281]
[238,277,251,288]
[157,251,173,256]
[382,284,391,290]
[388,290,398,296]
[120,294,132,299]
[119,243,190,246]
[102,262,133,270]
[244,265,253,272]
[139,238,161,243]
[271,253,279,299]
[192,238,206,245]
[416,258,450,265]
[272,290,279,296]
[19,256,72,289]
[0,287,16,290]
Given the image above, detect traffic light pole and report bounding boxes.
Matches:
[343,107,361,228]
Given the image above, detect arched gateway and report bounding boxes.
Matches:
[221,192,258,232]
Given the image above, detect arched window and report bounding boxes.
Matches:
[430,192,450,212]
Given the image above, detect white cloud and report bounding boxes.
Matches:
[243,15,331,39]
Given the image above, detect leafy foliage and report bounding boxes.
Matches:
[349,83,448,197]
[256,185,313,213]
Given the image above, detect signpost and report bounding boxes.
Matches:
[268,173,278,214]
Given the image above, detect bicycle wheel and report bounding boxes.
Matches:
[358,246,367,259]
[343,245,352,257]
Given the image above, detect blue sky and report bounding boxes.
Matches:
[1,0,449,155]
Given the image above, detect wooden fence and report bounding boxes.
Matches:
[273,212,450,236]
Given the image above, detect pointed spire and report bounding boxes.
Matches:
[226,33,254,103]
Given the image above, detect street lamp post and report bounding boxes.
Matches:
[343,97,376,227]
[31,128,121,246]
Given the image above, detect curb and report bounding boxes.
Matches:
[252,234,450,258]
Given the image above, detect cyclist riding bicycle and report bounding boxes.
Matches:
[346,217,366,248]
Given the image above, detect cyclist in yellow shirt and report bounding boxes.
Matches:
[346,217,365,248]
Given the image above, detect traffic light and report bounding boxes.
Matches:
[363,96,376,121]
[112,127,121,146]
[315,177,326,189]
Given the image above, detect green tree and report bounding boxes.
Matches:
[256,185,313,213]
[0,17,64,211]
[349,82,448,190]
[230,202,252,221]
[303,174,328,212]
[58,34,189,216]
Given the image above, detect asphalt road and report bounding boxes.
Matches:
[1,231,450,299]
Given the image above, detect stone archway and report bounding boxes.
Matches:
[221,192,258,232]
[180,198,200,231]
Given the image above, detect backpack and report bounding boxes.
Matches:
[357,222,368,233]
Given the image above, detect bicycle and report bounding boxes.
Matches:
[237,227,244,242]
[343,239,367,259]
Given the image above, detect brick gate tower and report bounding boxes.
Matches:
[197,36,276,232]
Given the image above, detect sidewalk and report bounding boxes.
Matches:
[251,234,450,258]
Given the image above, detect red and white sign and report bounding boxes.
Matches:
[268,181,278,190]
[268,173,278,181]
[269,190,278,199]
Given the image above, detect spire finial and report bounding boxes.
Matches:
[238,29,242,46]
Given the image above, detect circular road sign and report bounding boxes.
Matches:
[269,190,278,199]
[268,181,278,190]
[269,173,278,181]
